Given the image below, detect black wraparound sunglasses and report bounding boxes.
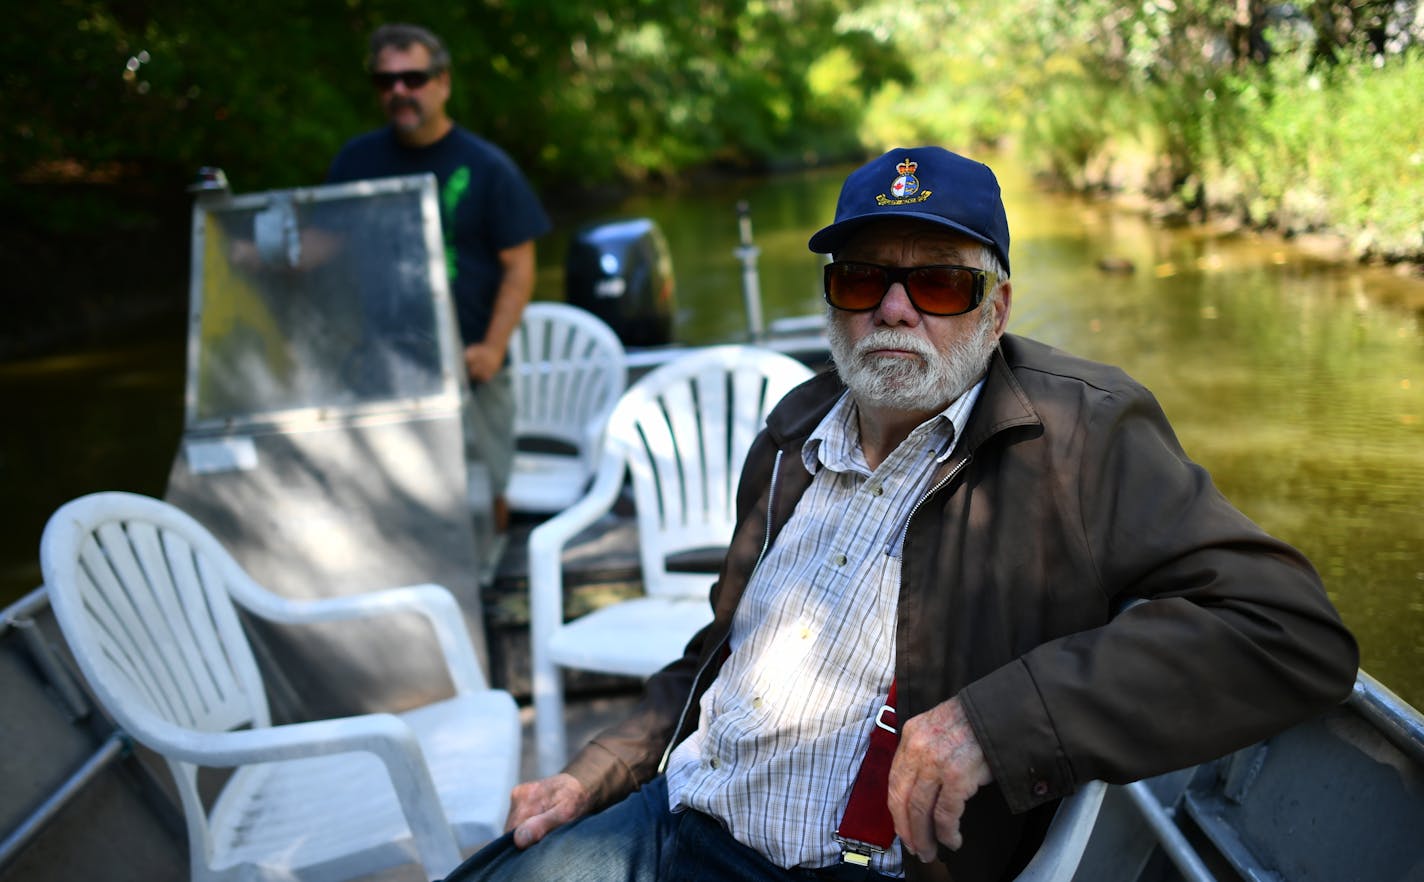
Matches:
[370,68,438,91]
[823,261,997,316]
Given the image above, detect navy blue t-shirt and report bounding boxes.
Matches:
[326,125,551,346]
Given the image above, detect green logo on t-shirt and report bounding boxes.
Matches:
[441,165,471,280]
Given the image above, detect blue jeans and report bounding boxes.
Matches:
[444,775,893,881]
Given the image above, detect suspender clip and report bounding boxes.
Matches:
[874,703,897,734]
[834,834,884,866]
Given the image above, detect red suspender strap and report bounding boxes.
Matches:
[834,679,899,866]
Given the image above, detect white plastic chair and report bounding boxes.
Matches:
[1014,780,1108,882]
[505,302,628,515]
[529,345,815,775]
[40,491,520,882]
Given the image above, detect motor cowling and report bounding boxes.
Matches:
[564,218,676,347]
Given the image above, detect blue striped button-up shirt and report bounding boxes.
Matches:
[665,380,984,874]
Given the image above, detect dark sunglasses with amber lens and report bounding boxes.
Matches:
[370,69,437,91]
[823,261,997,316]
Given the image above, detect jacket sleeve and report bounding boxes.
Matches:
[561,640,711,810]
[961,384,1359,814]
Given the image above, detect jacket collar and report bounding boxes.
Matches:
[958,334,1042,454]
[764,334,1043,455]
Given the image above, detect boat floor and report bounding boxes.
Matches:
[481,495,719,704]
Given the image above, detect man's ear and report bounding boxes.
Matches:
[992,280,1012,338]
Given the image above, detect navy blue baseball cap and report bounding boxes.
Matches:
[808,146,1011,276]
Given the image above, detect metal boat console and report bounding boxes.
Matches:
[167,174,491,719]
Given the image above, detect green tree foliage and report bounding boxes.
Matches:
[847,0,1422,260]
[0,0,901,350]
[1,0,905,213]
[840,4,1024,151]
[1227,49,1424,255]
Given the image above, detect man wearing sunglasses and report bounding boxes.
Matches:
[446,148,1356,881]
[328,23,550,536]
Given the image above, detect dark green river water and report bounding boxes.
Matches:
[3,156,1421,707]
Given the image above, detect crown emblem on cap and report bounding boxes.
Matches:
[887,156,922,200]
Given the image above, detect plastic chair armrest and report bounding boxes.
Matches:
[159,711,415,764]
[158,712,463,876]
[1012,780,1108,882]
[527,452,627,647]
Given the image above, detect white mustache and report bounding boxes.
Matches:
[853,330,936,362]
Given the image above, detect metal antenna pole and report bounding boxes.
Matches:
[734,200,765,341]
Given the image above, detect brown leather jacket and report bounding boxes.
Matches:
[564,334,1359,880]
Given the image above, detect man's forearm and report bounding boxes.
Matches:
[461,240,537,383]
[481,240,538,358]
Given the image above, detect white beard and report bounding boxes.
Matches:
[827,303,999,413]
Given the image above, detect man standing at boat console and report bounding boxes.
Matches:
[445,147,1359,881]
[327,23,550,538]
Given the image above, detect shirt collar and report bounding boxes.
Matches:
[803,377,988,476]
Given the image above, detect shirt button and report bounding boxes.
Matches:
[1032,780,1050,797]
[709,757,720,769]
[752,696,763,709]
[831,553,847,566]
[799,625,811,639]
[869,484,884,497]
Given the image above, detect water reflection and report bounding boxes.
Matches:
[0,338,187,601]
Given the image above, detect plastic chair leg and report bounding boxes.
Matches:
[532,657,569,778]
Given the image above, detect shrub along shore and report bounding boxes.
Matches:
[857,3,1424,268]
[1018,47,1424,266]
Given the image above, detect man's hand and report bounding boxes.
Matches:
[887,696,993,863]
[505,772,593,849]
[464,342,504,383]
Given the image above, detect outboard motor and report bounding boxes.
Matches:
[565,217,675,346]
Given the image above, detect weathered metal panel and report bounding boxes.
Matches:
[0,607,185,882]
[166,175,493,719]
[1184,702,1424,882]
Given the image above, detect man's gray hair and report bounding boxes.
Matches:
[367,23,451,72]
[978,245,1008,285]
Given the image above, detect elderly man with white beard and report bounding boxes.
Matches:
[443,147,1357,882]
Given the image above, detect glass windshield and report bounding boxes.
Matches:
[190,178,451,425]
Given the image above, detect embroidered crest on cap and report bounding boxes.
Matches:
[877,157,933,206]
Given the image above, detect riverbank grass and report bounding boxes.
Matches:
[1012,49,1424,264]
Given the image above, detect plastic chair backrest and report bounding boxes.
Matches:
[508,302,628,470]
[41,492,276,875]
[604,345,814,598]
[41,491,271,741]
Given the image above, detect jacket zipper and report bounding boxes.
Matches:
[658,449,785,773]
[757,450,785,567]
[885,453,972,557]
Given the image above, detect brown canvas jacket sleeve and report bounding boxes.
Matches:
[955,338,1359,816]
